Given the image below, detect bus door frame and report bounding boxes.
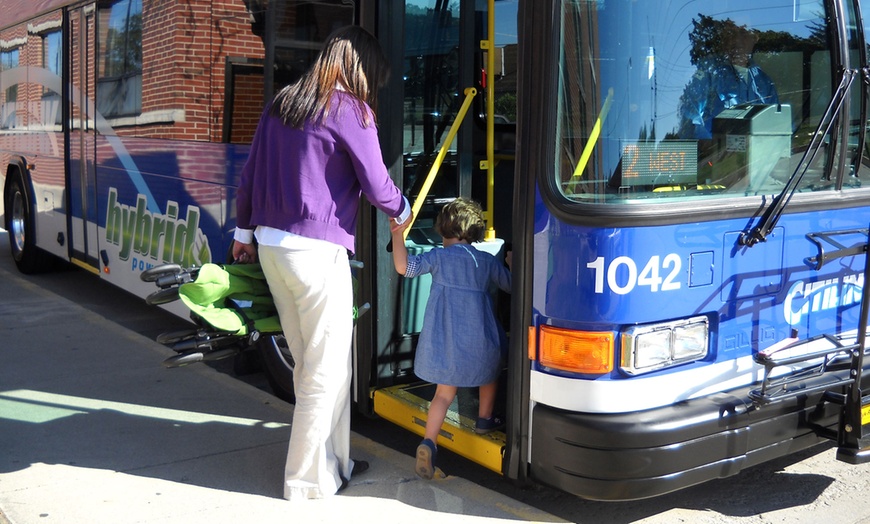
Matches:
[65,4,100,271]
[355,0,480,414]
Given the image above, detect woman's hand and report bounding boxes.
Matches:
[390,213,413,235]
[232,240,258,264]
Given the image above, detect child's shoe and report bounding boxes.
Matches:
[474,415,505,434]
[415,438,437,479]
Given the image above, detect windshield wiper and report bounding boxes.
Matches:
[740,68,859,247]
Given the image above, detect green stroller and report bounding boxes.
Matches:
[142,262,283,368]
[142,261,368,370]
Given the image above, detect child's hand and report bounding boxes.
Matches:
[390,213,413,235]
[388,214,412,275]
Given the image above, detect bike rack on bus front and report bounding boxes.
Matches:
[749,228,870,463]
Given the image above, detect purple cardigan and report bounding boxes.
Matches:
[236,91,405,253]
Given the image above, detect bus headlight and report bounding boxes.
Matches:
[620,316,708,375]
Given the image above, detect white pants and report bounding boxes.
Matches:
[258,242,355,500]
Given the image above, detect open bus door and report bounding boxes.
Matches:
[363,0,519,475]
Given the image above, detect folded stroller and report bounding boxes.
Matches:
[142,262,282,368]
[143,261,368,368]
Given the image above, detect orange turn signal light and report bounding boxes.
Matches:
[538,325,614,374]
[528,326,537,361]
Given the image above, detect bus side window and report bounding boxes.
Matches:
[97,0,143,122]
[0,46,20,129]
[854,6,870,186]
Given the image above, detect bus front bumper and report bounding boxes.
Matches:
[528,375,852,501]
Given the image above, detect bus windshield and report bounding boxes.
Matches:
[554,0,854,203]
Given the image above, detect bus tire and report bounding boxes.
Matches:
[232,348,263,376]
[5,171,50,274]
[259,335,296,404]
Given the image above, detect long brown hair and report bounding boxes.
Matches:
[270,25,389,128]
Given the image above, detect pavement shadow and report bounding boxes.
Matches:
[0,387,290,499]
[482,444,836,523]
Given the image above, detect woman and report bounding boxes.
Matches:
[232,25,410,500]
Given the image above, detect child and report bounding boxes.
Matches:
[389,198,511,479]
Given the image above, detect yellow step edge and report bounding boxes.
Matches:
[70,258,100,275]
[372,384,505,474]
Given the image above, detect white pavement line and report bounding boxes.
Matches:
[0,389,290,429]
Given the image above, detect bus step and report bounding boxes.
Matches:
[372,382,505,474]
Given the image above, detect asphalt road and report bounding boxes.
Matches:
[3,231,870,524]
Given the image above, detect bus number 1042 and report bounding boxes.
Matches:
[587,254,682,295]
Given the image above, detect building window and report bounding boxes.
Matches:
[97,0,142,118]
[1,47,19,129]
[1,48,19,103]
[40,30,63,126]
[43,30,62,84]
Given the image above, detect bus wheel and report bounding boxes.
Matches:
[259,335,296,404]
[5,172,48,274]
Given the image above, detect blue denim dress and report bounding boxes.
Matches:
[405,243,511,387]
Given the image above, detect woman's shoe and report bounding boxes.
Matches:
[415,439,437,479]
[474,416,505,434]
[338,459,370,492]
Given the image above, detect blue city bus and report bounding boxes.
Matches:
[2,0,870,501]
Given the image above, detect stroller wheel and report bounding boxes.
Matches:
[141,264,183,282]
[201,347,241,362]
[156,329,199,345]
[146,287,180,306]
[167,330,242,353]
[163,351,204,368]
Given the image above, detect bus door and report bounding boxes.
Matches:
[66,5,100,272]
[366,0,518,475]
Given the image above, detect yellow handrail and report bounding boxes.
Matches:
[483,0,496,240]
[571,88,614,180]
[404,0,499,241]
[404,86,478,239]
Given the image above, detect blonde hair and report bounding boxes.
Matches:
[270,26,389,128]
[435,198,485,243]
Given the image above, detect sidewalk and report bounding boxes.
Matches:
[0,247,563,524]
